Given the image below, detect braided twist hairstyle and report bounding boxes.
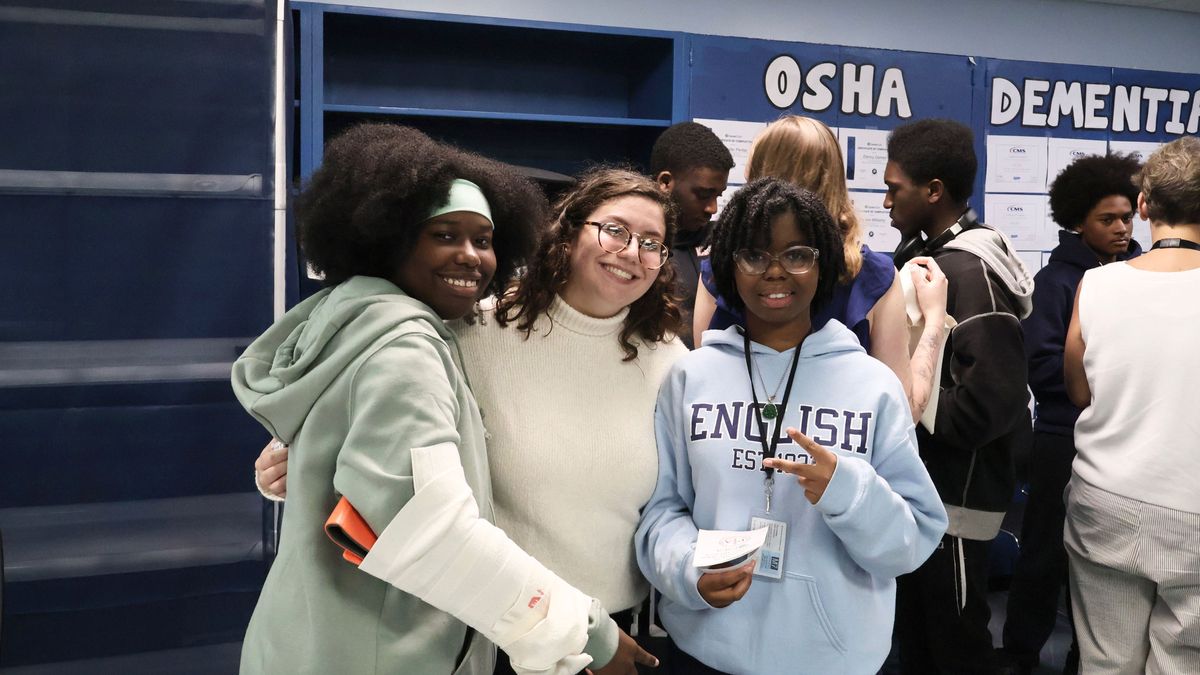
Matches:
[708,178,846,319]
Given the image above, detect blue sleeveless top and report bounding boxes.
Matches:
[699,245,895,352]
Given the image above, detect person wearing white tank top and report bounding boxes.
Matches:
[1063,136,1200,675]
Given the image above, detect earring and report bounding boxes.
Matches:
[475,300,486,326]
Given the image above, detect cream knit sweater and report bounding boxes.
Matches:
[452,296,687,612]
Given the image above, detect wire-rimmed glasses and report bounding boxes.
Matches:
[583,221,671,270]
[732,245,819,275]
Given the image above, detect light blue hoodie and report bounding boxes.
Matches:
[636,321,947,675]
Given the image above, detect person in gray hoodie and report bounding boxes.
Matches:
[231,123,645,675]
[885,119,1034,674]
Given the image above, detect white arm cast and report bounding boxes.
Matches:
[358,442,593,675]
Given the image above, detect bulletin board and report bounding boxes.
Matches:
[980,59,1200,260]
[686,34,1200,267]
[689,34,975,254]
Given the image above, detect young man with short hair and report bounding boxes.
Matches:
[885,119,1034,674]
[999,153,1142,675]
[650,122,733,348]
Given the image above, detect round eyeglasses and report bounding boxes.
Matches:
[584,221,671,270]
[732,245,819,275]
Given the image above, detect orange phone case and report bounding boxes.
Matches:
[324,496,378,565]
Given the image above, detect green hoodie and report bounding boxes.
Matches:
[232,275,494,674]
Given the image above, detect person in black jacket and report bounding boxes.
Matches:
[885,119,1034,675]
[999,153,1142,675]
[650,122,732,349]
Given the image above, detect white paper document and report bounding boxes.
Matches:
[1046,137,1108,191]
[693,527,769,571]
[985,135,1049,194]
[715,183,741,221]
[1018,250,1044,276]
[849,190,900,252]
[985,193,1051,249]
[694,118,767,184]
[1131,211,1151,248]
[838,127,890,191]
[1108,140,1161,164]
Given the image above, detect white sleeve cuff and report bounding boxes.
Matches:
[254,469,285,502]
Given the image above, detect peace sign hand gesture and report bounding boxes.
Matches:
[762,428,838,504]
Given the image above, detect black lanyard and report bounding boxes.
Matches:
[742,327,803,479]
[892,210,975,268]
[1151,238,1200,252]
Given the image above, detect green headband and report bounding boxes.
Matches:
[425,179,494,227]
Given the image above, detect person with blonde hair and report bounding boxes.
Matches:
[693,115,948,421]
[1064,135,1200,674]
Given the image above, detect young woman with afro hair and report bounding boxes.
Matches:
[235,123,649,675]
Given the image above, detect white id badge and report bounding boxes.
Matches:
[749,513,787,579]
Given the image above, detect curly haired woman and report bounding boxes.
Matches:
[473,167,688,673]
[638,178,945,674]
[252,162,683,675]
[234,124,641,675]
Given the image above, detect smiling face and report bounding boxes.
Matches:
[1077,194,1134,262]
[393,211,496,320]
[735,209,819,340]
[559,195,666,319]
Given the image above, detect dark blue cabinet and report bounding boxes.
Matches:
[0,1,277,668]
[290,2,686,301]
[293,3,686,179]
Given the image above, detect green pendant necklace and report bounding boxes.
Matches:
[742,327,804,487]
[750,352,789,419]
